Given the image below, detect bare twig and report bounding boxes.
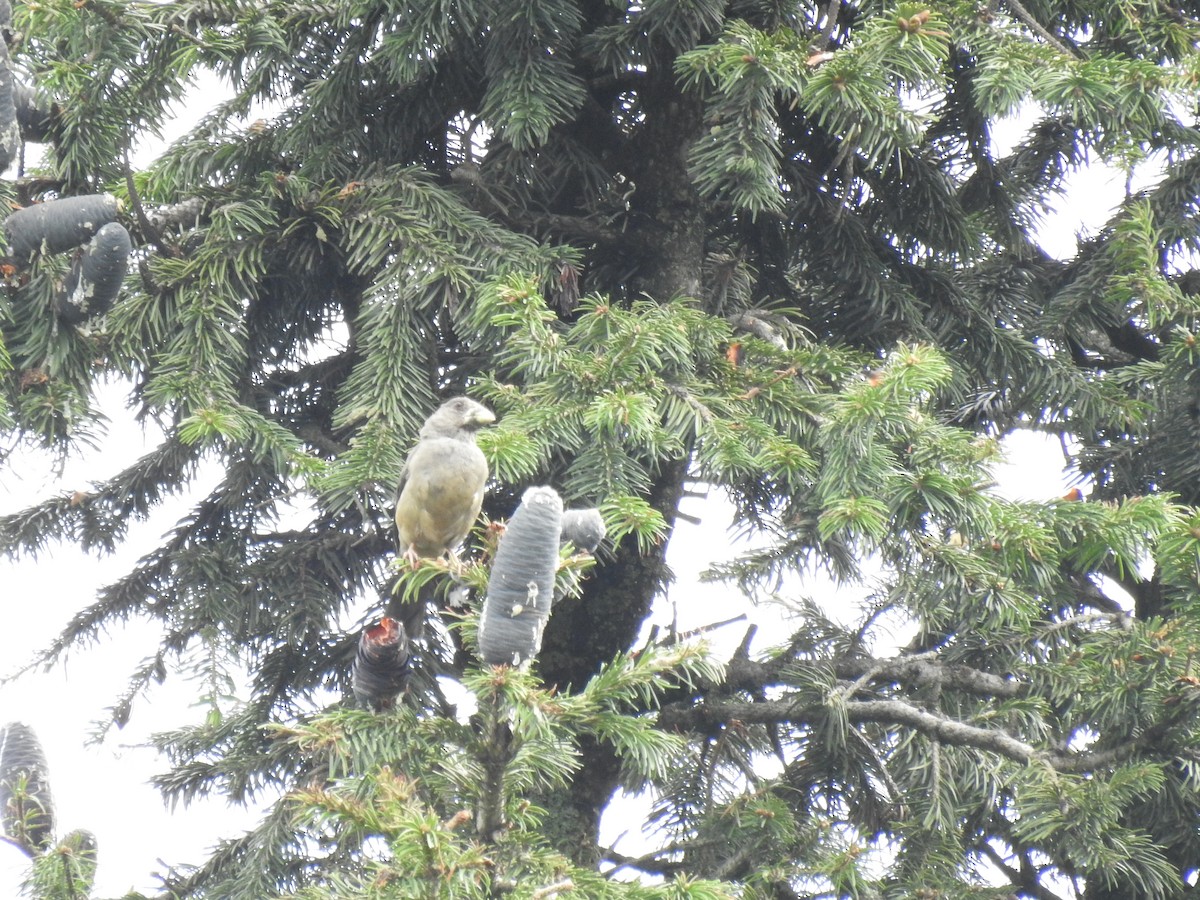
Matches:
[123,148,173,257]
[531,878,575,898]
[977,840,1069,900]
[660,613,749,647]
[1003,0,1082,57]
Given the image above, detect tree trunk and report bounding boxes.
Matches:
[535,49,707,864]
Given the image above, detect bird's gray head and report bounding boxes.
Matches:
[419,396,496,440]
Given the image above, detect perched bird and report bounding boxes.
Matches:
[392,397,494,639]
[554,507,607,607]
[560,508,606,555]
[394,396,495,563]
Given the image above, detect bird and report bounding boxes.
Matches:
[394,396,495,564]
[390,397,494,643]
[553,507,607,608]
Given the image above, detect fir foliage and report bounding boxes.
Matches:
[3,0,1200,898]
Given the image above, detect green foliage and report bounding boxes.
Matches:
[467,276,847,510]
[257,645,730,900]
[6,0,1200,898]
[24,830,97,900]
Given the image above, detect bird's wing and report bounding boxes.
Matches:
[395,437,489,557]
[394,457,410,506]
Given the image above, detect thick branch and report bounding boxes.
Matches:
[725,647,1022,700]
[1002,0,1082,57]
[846,698,1037,761]
[835,656,1022,698]
[976,840,1067,900]
[657,693,1175,774]
[502,209,626,245]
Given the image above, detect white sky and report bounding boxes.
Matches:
[0,383,266,895]
[0,96,1129,894]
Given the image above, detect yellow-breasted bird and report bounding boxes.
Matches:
[394,396,495,564]
[390,397,494,643]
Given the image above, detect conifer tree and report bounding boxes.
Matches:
[3,1,1200,898]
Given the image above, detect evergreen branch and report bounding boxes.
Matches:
[296,422,350,457]
[1031,611,1134,640]
[1001,0,1083,58]
[500,209,626,245]
[602,838,719,877]
[713,842,759,881]
[530,878,575,899]
[475,688,513,843]
[123,147,173,257]
[836,656,1022,698]
[7,0,1200,893]
[659,694,1190,774]
[850,723,903,808]
[154,799,310,898]
[976,840,1068,900]
[1060,575,1134,624]
[846,697,1031,766]
[658,695,1039,762]
[724,646,1023,701]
